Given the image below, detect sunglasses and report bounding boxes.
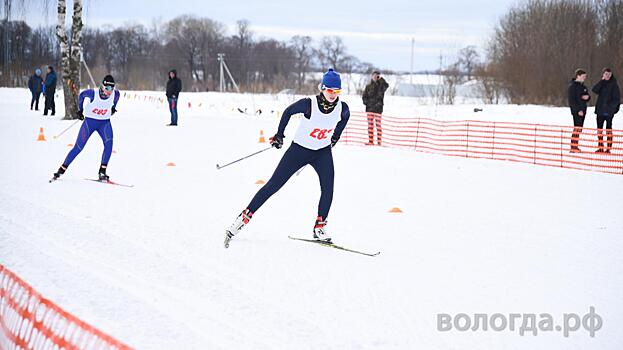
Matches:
[323,87,341,95]
[103,85,114,91]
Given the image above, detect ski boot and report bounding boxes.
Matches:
[98,165,109,182]
[224,209,253,248]
[50,165,67,182]
[313,216,331,243]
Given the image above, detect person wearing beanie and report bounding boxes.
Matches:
[27,68,43,111]
[362,70,389,145]
[43,65,57,116]
[50,75,121,183]
[567,69,591,152]
[224,68,351,248]
[165,69,182,126]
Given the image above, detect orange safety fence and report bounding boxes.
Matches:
[341,112,623,175]
[0,264,132,350]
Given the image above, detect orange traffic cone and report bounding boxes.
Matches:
[259,130,266,143]
[36,127,46,141]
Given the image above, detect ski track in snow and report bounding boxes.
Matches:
[2,88,623,349]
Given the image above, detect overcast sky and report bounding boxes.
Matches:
[15,0,519,72]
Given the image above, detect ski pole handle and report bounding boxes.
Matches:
[216,146,273,170]
[53,119,81,139]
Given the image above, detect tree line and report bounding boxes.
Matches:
[483,0,623,106]
[0,15,376,93]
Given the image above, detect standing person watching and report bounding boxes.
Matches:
[28,68,43,111]
[362,70,389,145]
[592,68,621,153]
[166,69,182,126]
[43,65,57,116]
[567,69,590,153]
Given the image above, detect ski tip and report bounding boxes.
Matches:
[216,164,221,170]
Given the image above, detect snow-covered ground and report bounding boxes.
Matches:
[1,88,622,349]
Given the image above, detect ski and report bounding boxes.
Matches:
[85,178,134,187]
[288,236,380,257]
[48,177,59,183]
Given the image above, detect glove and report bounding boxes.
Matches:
[111,107,117,115]
[331,136,339,147]
[77,110,84,120]
[270,134,284,149]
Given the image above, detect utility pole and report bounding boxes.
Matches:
[218,53,224,92]
[3,0,11,79]
[410,38,414,85]
[217,53,240,93]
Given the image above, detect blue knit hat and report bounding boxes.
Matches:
[321,68,341,89]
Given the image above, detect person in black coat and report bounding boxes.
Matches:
[567,69,591,152]
[28,68,43,110]
[43,66,57,116]
[165,69,182,126]
[591,68,621,152]
[362,71,389,145]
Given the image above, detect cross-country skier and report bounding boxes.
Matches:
[51,75,120,182]
[224,68,350,248]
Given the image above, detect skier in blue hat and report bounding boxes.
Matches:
[224,68,351,248]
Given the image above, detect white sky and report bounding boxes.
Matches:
[14,0,519,72]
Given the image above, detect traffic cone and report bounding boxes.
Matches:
[36,127,46,141]
[389,207,403,213]
[259,130,266,143]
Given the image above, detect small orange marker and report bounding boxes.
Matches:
[36,127,46,141]
[389,207,403,213]
[166,162,176,167]
[255,180,266,184]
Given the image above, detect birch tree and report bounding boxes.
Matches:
[56,0,83,119]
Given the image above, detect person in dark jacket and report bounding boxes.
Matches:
[567,69,591,152]
[362,71,389,145]
[591,68,621,153]
[43,66,57,116]
[165,69,182,126]
[28,68,43,110]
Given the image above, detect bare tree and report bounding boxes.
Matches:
[488,0,599,105]
[457,45,480,81]
[315,36,349,71]
[290,35,312,92]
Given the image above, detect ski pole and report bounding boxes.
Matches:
[216,146,273,170]
[53,119,81,139]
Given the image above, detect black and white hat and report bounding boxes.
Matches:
[102,75,115,87]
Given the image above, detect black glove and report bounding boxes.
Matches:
[331,136,339,147]
[111,107,117,115]
[270,134,284,149]
[77,110,84,120]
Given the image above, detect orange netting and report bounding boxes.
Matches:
[342,112,623,175]
[0,264,132,350]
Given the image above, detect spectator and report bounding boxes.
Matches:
[567,69,590,152]
[27,68,43,111]
[43,65,57,116]
[592,68,621,153]
[362,70,389,145]
[166,69,182,126]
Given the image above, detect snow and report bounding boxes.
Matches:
[1,87,622,349]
